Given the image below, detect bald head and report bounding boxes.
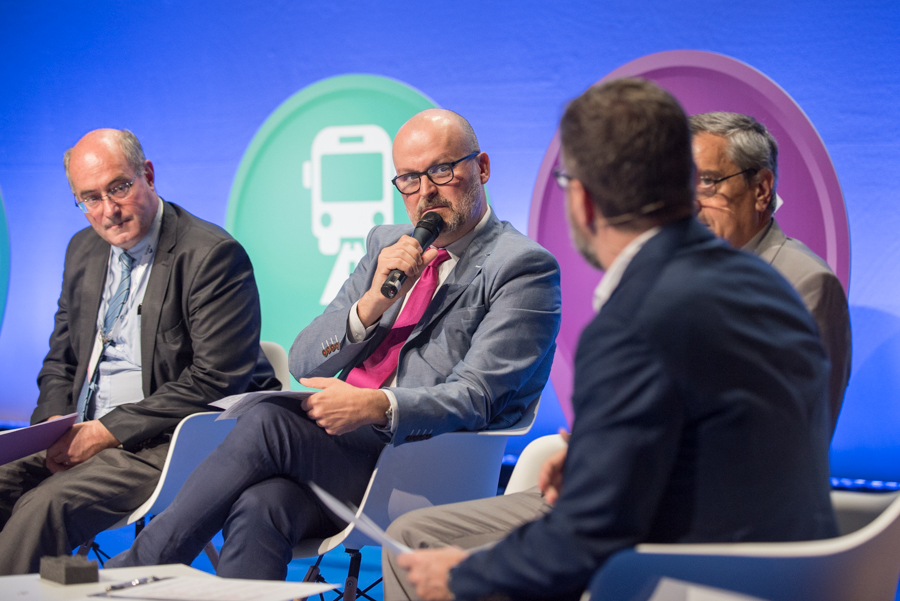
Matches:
[394,109,478,166]
[392,109,490,247]
[65,128,159,250]
[65,129,146,192]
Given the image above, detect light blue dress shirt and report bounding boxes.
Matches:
[77,199,164,421]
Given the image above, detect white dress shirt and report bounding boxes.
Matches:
[592,226,660,314]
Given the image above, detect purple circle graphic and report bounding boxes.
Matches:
[530,50,850,424]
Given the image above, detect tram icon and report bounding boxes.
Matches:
[302,125,395,304]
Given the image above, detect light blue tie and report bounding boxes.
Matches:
[102,252,134,342]
[77,252,134,421]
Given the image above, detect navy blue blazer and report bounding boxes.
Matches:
[450,217,837,601]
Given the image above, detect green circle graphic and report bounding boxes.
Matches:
[0,187,9,335]
[226,75,438,387]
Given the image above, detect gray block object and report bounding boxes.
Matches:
[39,555,99,585]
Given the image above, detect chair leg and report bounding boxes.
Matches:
[356,576,383,601]
[75,539,110,566]
[343,549,361,600]
[203,541,220,570]
[134,517,146,537]
[76,538,93,557]
[303,555,324,582]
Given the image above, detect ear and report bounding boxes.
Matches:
[476,152,490,184]
[142,160,155,190]
[568,179,597,233]
[753,168,774,213]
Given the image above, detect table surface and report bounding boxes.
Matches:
[1,564,211,600]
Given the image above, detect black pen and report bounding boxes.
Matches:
[91,575,172,596]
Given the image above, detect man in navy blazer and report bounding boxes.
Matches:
[109,109,561,579]
[392,80,837,601]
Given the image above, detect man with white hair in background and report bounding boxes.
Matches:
[691,111,851,434]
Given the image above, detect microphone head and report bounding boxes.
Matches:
[416,211,445,236]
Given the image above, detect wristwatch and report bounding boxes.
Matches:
[384,404,394,430]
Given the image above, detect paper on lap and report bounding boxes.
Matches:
[309,481,413,555]
[211,390,312,421]
[0,413,77,465]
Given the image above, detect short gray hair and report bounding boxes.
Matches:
[63,129,146,191]
[689,112,778,212]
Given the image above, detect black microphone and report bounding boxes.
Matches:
[381,212,445,299]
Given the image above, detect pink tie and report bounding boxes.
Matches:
[346,249,451,389]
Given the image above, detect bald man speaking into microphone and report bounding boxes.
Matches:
[109,108,562,580]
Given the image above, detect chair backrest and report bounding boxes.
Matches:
[832,490,900,536]
[261,340,291,391]
[504,433,567,496]
[293,395,541,557]
[111,412,236,529]
[103,344,285,532]
[589,492,900,601]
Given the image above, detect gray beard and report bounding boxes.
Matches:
[414,177,481,234]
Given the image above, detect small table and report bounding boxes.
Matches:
[1,564,212,600]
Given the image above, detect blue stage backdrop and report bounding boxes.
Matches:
[1,1,898,467]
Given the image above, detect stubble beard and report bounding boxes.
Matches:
[415,175,482,235]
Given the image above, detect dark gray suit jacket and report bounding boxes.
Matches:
[32,201,276,450]
[745,218,851,434]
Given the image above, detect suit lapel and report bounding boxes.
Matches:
[346,212,499,372]
[140,202,176,396]
[410,211,500,339]
[752,218,787,266]
[79,237,111,367]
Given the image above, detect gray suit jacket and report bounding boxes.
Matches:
[289,210,561,445]
[33,201,277,450]
[745,218,851,434]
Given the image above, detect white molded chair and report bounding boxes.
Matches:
[260,340,292,391]
[295,396,542,600]
[504,433,567,496]
[504,436,900,601]
[832,489,900,536]
[79,342,290,560]
[586,490,900,601]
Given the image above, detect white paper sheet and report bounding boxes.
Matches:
[210,390,312,421]
[101,576,335,601]
[309,481,413,555]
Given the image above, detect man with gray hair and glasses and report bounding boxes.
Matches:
[691,112,851,434]
[0,128,277,574]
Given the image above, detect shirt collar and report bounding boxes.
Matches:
[441,205,492,259]
[112,196,163,263]
[592,226,661,313]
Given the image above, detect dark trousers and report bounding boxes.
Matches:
[0,440,169,575]
[106,398,386,580]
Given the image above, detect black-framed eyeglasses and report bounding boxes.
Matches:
[552,168,573,189]
[391,152,479,195]
[75,172,139,213]
[696,169,756,199]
